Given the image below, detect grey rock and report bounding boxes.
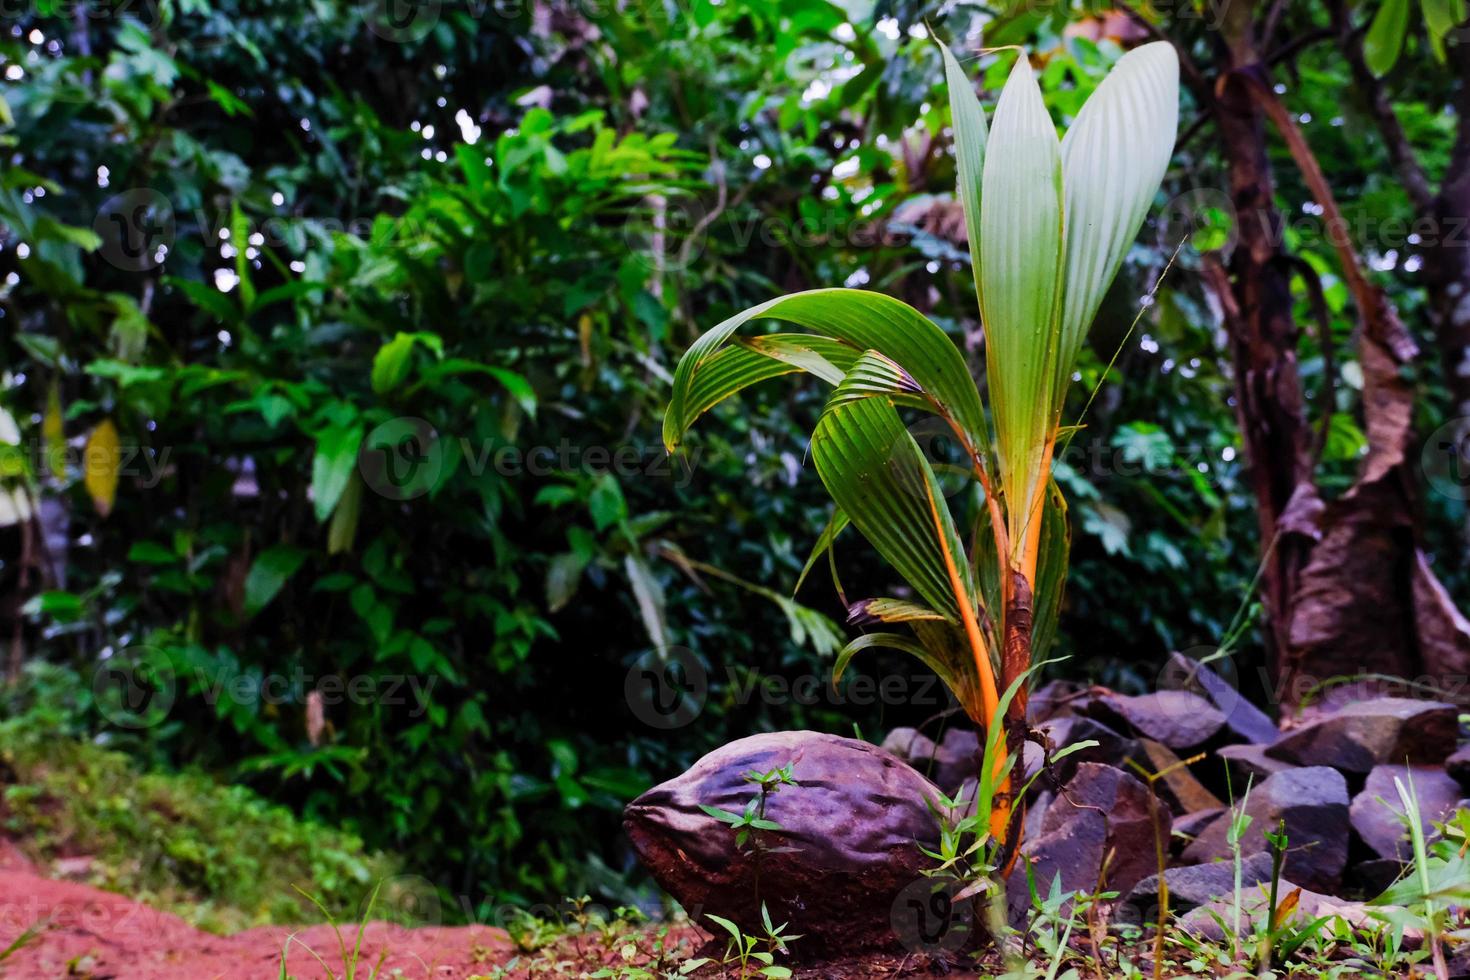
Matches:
[1008,764,1163,916]
[1119,851,1275,926]
[932,725,981,794]
[879,725,979,795]
[1217,743,1295,784]
[1162,651,1280,745]
[1349,763,1466,861]
[1034,715,1139,785]
[1028,680,1086,723]
[1266,698,1459,773]
[624,731,946,957]
[1179,886,1402,944]
[880,726,936,764]
[1084,691,1226,751]
[1010,798,1108,912]
[1447,744,1470,787]
[1171,807,1226,848]
[1182,766,1350,893]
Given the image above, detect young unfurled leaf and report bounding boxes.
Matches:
[979,52,1064,564]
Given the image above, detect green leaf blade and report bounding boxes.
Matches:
[1057,41,1179,407]
[810,396,973,624]
[664,290,987,457]
[938,38,988,306]
[979,53,1065,549]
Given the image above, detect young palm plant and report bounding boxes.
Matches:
[663,41,1179,858]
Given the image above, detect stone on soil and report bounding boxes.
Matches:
[1181,766,1349,893]
[1161,651,1280,745]
[1083,691,1226,751]
[1118,851,1274,926]
[1266,697,1458,773]
[1349,763,1466,861]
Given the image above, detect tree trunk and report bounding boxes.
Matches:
[1208,0,1317,689]
[1199,1,1470,714]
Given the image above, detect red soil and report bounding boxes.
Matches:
[0,848,950,978]
[0,857,512,979]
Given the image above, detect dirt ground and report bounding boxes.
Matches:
[0,845,976,979]
[0,836,519,979]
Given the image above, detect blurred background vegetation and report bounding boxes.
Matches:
[0,0,1462,923]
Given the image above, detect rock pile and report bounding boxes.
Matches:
[625,652,1470,957]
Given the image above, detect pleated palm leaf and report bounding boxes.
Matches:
[663,41,1179,852]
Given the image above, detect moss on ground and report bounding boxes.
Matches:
[0,666,403,933]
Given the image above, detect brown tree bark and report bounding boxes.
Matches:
[1334,2,1470,559]
[1191,0,1470,713]
[1207,0,1318,689]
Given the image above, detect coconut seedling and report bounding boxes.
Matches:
[663,41,1179,859]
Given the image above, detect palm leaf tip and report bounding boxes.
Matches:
[1055,41,1180,404]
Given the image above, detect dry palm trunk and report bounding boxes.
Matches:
[1334,1,1470,560]
[1199,0,1470,714]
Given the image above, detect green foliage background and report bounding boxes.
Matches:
[0,0,1457,919]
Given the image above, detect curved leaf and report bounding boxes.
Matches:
[665,289,987,455]
[793,507,850,597]
[833,631,964,696]
[810,395,975,625]
[824,348,927,412]
[673,334,865,444]
[848,597,951,625]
